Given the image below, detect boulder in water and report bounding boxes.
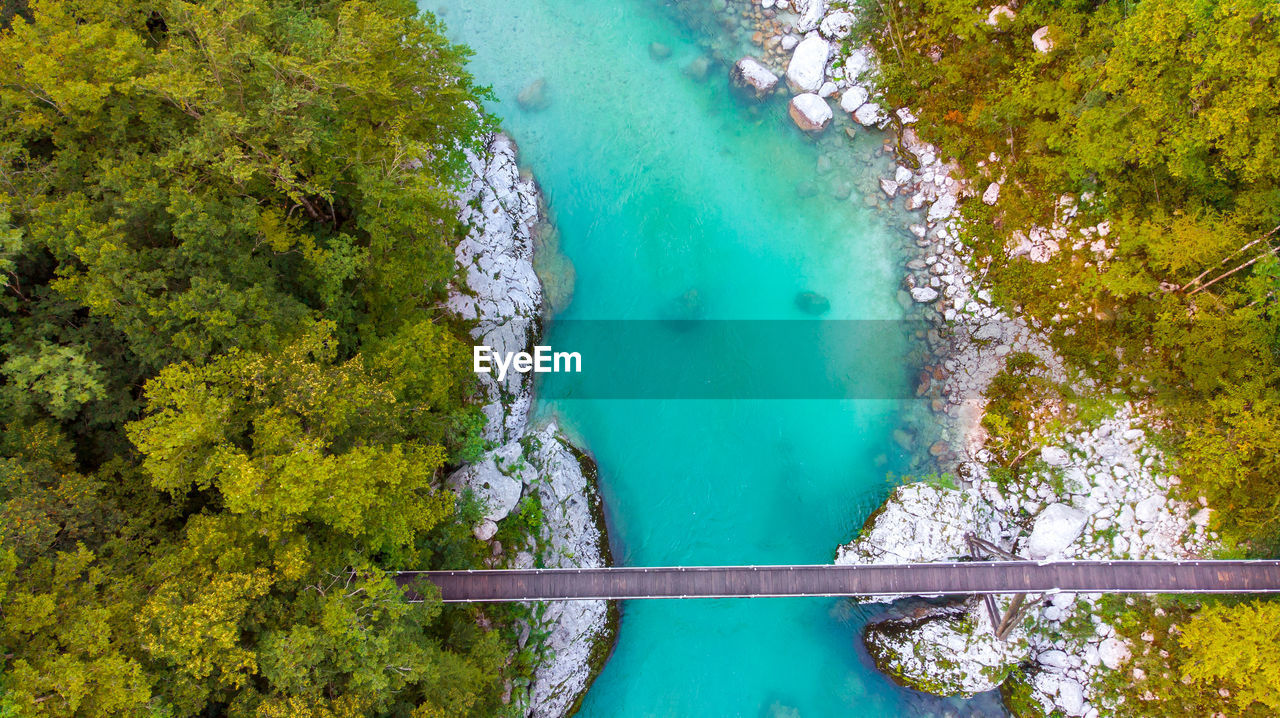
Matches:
[649,42,672,61]
[683,55,712,82]
[794,291,831,315]
[662,288,705,326]
[910,287,939,303]
[789,93,832,132]
[517,78,550,112]
[731,56,778,98]
[786,35,829,92]
[839,86,869,114]
[853,101,888,127]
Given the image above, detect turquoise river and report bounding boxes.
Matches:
[422,0,1007,715]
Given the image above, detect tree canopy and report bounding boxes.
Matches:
[857,0,1280,714]
[0,1,518,715]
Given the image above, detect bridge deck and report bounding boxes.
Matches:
[396,561,1280,602]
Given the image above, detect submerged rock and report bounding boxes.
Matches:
[531,218,575,315]
[789,93,832,132]
[731,56,779,98]
[517,77,550,112]
[795,180,818,199]
[662,288,705,324]
[683,55,712,82]
[649,41,672,61]
[794,291,831,315]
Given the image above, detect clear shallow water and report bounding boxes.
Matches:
[421,0,1005,715]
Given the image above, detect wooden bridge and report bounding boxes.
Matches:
[396,560,1280,602]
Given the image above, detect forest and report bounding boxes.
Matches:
[857,0,1280,713]
[0,1,523,715]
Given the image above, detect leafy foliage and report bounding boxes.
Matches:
[0,1,515,715]
[856,0,1280,711]
[1179,600,1280,712]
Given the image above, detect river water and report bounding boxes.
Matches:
[421,0,1004,715]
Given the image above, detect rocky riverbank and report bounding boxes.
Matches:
[446,133,615,718]
[673,1,1221,715]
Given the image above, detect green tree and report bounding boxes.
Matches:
[1,1,519,715]
[127,323,453,549]
[1180,600,1280,712]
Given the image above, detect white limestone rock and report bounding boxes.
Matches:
[1038,649,1070,669]
[1026,503,1087,559]
[836,484,1003,572]
[521,424,613,718]
[1032,26,1055,53]
[819,10,856,39]
[927,194,957,223]
[844,49,872,82]
[1098,637,1131,670]
[1041,446,1070,467]
[839,86,869,113]
[1054,677,1086,716]
[1134,494,1164,524]
[910,287,939,303]
[982,181,1001,205]
[474,519,499,541]
[448,442,530,523]
[986,5,1016,26]
[793,0,829,33]
[449,134,543,443]
[731,56,779,98]
[865,601,1028,696]
[789,93,833,132]
[853,101,888,127]
[447,134,612,718]
[786,35,830,92]
[1008,227,1061,263]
